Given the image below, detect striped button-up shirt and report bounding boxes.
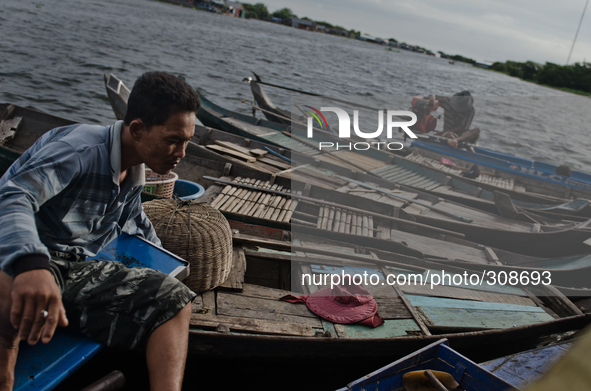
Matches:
[0,121,160,276]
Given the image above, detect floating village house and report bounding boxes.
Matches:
[225,1,245,17]
[290,17,316,30]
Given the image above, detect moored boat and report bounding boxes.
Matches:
[337,338,516,391]
[243,77,591,215]
[0,103,76,175]
[479,339,574,389]
[409,137,591,200]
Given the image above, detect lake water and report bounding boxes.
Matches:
[1,0,590,171]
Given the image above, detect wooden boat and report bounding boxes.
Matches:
[0,104,76,175]
[186,218,589,362]
[104,73,129,121]
[336,338,516,390]
[479,339,574,389]
[245,76,299,125]
[409,137,591,200]
[241,77,591,218]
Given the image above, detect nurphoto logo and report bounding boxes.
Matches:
[305,106,419,151]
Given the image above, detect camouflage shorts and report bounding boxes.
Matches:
[49,253,196,350]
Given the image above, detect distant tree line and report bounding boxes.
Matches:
[490,61,591,93]
[437,51,477,65]
[240,2,360,36]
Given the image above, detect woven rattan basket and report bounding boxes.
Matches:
[142,199,233,292]
[143,169,178,199]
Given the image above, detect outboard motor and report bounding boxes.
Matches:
[410,96,438,134]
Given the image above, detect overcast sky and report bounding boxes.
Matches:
[261,0,591,64]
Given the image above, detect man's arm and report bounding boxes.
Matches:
[0,141,83,275]
[0,141,81,343]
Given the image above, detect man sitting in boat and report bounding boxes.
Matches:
[0,72,199,391]
[414,91,480,149]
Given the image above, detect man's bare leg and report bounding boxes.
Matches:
[0,272,18,391]
[145,303,191,391]
[448,127,481,149]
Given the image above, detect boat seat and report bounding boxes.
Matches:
[14,233,189,391]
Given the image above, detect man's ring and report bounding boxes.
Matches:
[40,310,48,319]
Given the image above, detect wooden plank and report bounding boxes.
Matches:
[249,148,268,157]
[484,246,502,265]
[218,245,246,291]
[239,180,265,215]
[221,186,248,212]
[406,295,544,312]
[282,191,300,222]
[213,140,253,155]
[344,212,352,234]
[195,290,215,316]
[0,117,22,144]
[356,214,362,236]
[190,314,316,336]
[375,262,432,336]
[210,185,233,209]
[401,284,536,306]
[257,157,292,170]
[277,198,292,222]
[402,175,430,187]
[263,194,284,220]
[270,197,288,221]
[229,179,256,213]
[374,298,414,320]
[527,285,585,317]
[326,207,335,231]
[216,291,323,327]
[206,144,256,163]
[417,307,554,330]
[335,319,421,338]
[333,208,341,232]
[339,210,347,233]
[238,283,294,300]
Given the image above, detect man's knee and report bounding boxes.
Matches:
[176,303,192,322]
[167,303,192,330]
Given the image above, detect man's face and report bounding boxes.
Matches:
[136,111,195,175]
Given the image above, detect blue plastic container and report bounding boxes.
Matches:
[173,179,205,199]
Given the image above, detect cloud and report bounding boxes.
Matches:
[261,0,591,63]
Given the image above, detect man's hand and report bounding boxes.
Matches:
[10,270,68,345]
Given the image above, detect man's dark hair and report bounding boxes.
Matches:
[124,72,200,128]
